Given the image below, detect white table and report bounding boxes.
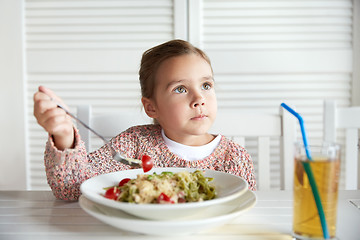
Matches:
[1,190,359,240]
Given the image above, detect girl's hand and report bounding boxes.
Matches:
[33,86,75,150]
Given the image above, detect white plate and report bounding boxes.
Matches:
[79,189,256,236]
[80,167,248,220]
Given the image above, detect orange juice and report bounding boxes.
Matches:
[293,155,340,239]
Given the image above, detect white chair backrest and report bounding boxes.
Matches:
[324,100,360,189]
[77,105,152,151]
[210,107,296,190]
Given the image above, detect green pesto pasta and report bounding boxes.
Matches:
[105,170,216,204]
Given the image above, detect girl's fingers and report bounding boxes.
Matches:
[34,94,57,115]
[40,108,73,135]
[38,86,57,101]
[38,86,69,110]
[34,86,70,124]
[34,86,75,149]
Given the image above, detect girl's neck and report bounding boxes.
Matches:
[161,129,221,161]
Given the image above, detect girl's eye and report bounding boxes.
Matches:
[174,86,186,93]
[202,82,212,90]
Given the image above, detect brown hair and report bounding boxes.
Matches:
[139,39,212,99]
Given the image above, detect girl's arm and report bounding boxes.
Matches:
[44,128,88,201]
[34,86,133,200]
[44,128,134,201]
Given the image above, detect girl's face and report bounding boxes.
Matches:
[142,54,217,146]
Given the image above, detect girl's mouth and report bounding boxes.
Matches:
[191,114,207,120]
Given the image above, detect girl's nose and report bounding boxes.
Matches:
[191,93,205,108]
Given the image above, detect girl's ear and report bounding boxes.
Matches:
[141,97,158,119]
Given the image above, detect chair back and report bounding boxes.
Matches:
[324,100,360,189]
[77,105,152,151]
[210,107,296,190]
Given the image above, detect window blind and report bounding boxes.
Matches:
[25,0,175,190]
[199,0,353,189]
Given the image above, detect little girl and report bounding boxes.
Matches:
[33,39,256,201]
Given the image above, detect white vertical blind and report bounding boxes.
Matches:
[197,0,353,189]
[25,0,177,190]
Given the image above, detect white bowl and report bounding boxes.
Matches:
[80,167,248,220]
[79,189,256,236]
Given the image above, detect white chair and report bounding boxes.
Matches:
[323,100,360,189]
[77,105,152,151]
[210,107,297,190]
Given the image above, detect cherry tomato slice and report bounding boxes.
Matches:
[104,187,121,200]
[141,155,153,173]
[118,178,131,187]
[157,192,175,204]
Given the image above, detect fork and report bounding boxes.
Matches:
[55,102,142,168]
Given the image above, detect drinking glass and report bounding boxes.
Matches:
[293,142,341,240]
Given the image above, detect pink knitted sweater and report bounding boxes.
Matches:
[44,124,256,201]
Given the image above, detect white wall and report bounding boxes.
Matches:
[0,0,27,190]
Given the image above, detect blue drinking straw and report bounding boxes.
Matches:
[281,103,329,239]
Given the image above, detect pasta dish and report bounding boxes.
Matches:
[103,170,216,204]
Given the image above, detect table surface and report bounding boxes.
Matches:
[1,190,359,240]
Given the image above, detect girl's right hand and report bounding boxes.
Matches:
[33,86,75,150]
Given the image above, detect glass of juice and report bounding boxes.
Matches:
[293,142,341,240]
